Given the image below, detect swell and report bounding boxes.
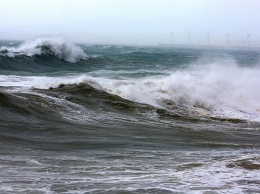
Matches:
[0,54,89,74]
[0,90,63,124]
[48,83,155,115]
[0,84,257,152]
[87,48,202,71]
[1,69,258,124]
[46,83,249,123]
[0,82,211,133]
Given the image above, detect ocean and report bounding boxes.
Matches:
[0,37,259,193]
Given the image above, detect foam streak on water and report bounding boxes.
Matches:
[0,148,259,193]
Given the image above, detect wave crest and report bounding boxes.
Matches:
[0,37,87,63]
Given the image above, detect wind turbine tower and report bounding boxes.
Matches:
[188,32,191,45]
[226,34,230,46]
[247,32,250,47]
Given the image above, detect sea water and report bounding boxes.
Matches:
[0,37,259,193]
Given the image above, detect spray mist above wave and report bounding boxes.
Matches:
[0,37,87,63]
[41,59,259,121]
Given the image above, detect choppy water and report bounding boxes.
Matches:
[0,37,259,193]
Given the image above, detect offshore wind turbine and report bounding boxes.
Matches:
[226,34,230,46]
[247,32,250,47]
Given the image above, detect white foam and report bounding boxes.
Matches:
[66,61,258,121]
[1,57,260,122]
[0,74,90,90]
[0,37,87,63]
[173,153,260,193]
[0,150,258,193]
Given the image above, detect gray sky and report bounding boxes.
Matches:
[0,0,259,46]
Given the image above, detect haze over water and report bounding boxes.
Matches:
[1,0,260,46]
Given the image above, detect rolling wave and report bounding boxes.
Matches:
[0,37,87,63]
[25,60,258,122]
[1,57,260,123]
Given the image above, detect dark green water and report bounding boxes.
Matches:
[0,38,259,193]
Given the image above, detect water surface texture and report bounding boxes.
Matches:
[0,37,259,193]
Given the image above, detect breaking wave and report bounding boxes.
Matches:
[92,61,260,122]
[0,37,87,63]
[2,58,260,122]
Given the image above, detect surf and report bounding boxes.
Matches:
[2,56,260,122]
[0,37,87,63]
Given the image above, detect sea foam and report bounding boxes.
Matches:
[0,37,87,63]
[1,56,260,121]
[82,58,260,121]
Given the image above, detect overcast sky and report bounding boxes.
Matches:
[0,0,259,46]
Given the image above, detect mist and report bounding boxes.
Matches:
[0,0,260,47]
